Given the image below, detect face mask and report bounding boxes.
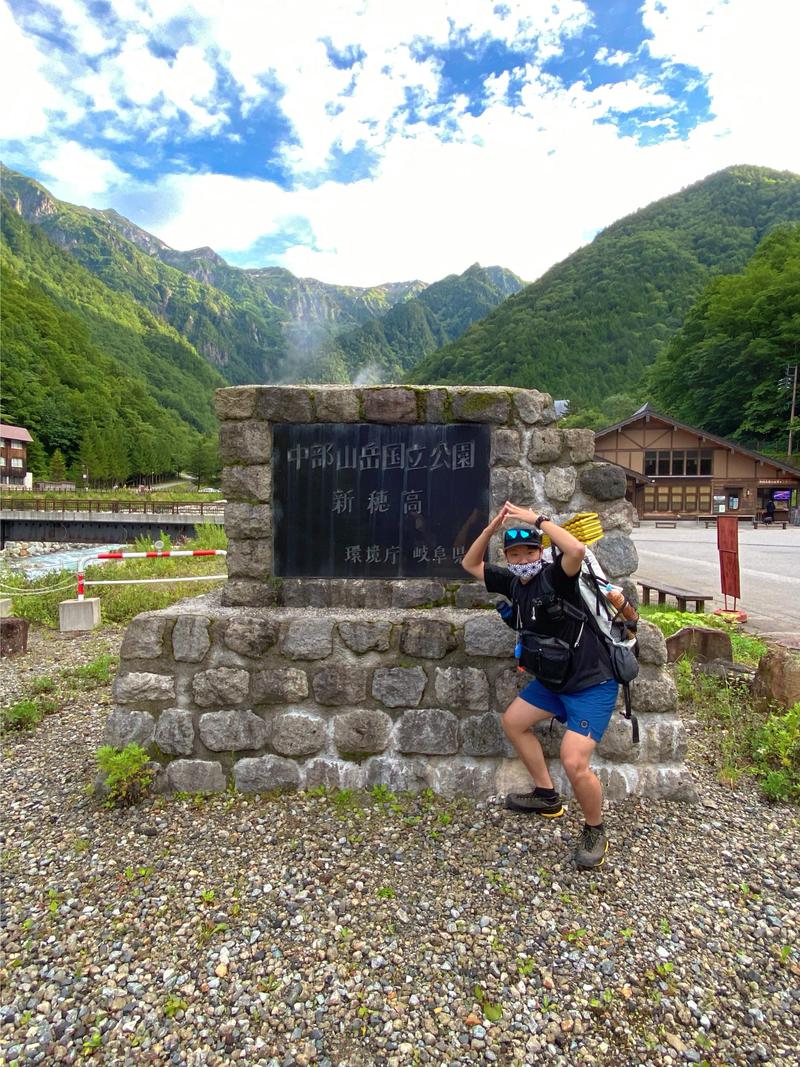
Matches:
[507,560,544,580]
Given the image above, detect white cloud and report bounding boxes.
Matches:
[37,141,128,204]
[0,1,63,138]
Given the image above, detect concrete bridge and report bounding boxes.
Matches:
[0,499,224,548]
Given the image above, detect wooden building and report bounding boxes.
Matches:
[594,405,799,521]
[0,423,33,489]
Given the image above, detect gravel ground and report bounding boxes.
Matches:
[1,626,799,1067]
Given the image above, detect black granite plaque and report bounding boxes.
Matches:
[273,423,490,578]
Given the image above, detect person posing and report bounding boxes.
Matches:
[461,502,618,869]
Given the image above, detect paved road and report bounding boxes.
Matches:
[631,522,800,635]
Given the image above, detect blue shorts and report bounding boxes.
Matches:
[519,678,618,742]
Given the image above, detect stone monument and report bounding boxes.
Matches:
[104,385,695,800]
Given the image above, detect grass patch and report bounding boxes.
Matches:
[1,699,43,731]
[95,743,154,806]
[63,653,119,688]
[675,657,799,802]
[640,605,767,666]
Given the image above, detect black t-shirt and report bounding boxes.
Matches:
[484,559,613,693]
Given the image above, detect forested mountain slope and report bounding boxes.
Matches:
[647,222,800,452]
[407,166,800,407]
[1,198,224,479]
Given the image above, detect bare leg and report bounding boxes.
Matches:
[560,730,602,824]
[502,697,557,790]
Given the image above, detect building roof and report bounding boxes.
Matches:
[595,403,800,479]
[0,424,33,443]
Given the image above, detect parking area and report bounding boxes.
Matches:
[631,521,800,635]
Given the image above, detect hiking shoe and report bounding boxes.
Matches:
[504,791,565,818]
[573,824,609,869]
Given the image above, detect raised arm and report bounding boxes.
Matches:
[503,502,585,576]
[461,505,509,581]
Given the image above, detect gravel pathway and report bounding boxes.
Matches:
[1,627,799,1067]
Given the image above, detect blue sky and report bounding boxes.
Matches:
[1,0,797,285]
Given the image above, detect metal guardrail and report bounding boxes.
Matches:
[1,497,224,517]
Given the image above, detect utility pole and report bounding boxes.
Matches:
[788,363,798,459]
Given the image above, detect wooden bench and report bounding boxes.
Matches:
[636,579,711,613]
[655,521,677,528]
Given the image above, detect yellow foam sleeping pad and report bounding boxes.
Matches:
[542,511,604,548]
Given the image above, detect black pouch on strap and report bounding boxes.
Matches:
[518,632,573,687]
[608,643,639,684]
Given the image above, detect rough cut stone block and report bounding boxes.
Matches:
[451,389,510,424]
[636,620,669,666]
[335,580,392,608]
[391,580,445,608]
[282,579,331,607]
[631,667,678,713]
[372,666,427,708]
[579,462,626,501]
[594,764,634,803]
[255,387,314,422]
[400,620,457,659]
[665,626,731,665]
[224,617,280,658]
[544,466,577,503]
[226,539,272,579]
[532,717,567,758]
[364,756,430,792]
[252,668,309,703]
[199,709,268,751]
[314,388,360,422]
[432,760,496,798]
[334,709,393,754]
[527,427,563,463]
[304,758,365,791]
[192,667,250,707]
[234,755,300,792]
[312,663,367,705]
[214,386,258,420]
[396,708,459,755]
[511,389,553,425]
[222,464,271,503]
[362,387,418,422]
[223,581,280,609]
[153,708,195,755]
[270,712,326,756]
[560,428,595,464]
[490,468,534,511]
[464,615,516,657]
[102,707,155,749]
[596,715,640,761]
[460,712,504,756]
[753,645,800,709]
[597,499,637,536]
[121,617,169,660]
[166,759,226,793]
[456,584,498,608]
[282,619,335,660]
[113,672,175,703]
[225,502,272,539]
[637,765,697,802]
[642,716,687,763]
[494,668,526,711]
[422,388,449,423]
[434,667,490,711]
[593,532,638,579]
[491,427,522,466]
[338,620,392,653]
[219,420,271,463]
[172,615,211,663]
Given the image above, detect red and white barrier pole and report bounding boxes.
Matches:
[77,549,227,599]
[77,571,85,602]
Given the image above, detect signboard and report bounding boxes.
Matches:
[272,423,491,578]
[716,514,741,602]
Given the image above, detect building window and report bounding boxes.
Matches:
[656,487,670,510]
[657,451,670,475]
[0,456,5,466]
[11,458,23,468]
[10,442,24,450]
[700,449,713,475]
[644,451,656,476]
[685,486,698,512]
[644,486,655,511]
[685,452,698,476]
[671,450,685,475]
[698,487,711,513]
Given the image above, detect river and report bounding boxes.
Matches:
[2,544,124,579]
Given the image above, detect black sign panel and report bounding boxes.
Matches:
[273,423,490,578]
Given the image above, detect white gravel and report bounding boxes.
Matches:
[1,625,799,1067]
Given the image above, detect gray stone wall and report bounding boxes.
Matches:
[104,385,696,802]
[215,385,640,609]
[105,594,694,801]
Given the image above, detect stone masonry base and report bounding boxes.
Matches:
[105,591,696,802]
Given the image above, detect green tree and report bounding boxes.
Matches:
[49,448,67,481]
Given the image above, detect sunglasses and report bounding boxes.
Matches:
[505,528,533,540]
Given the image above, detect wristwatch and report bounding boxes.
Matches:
[534,514,552,529]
